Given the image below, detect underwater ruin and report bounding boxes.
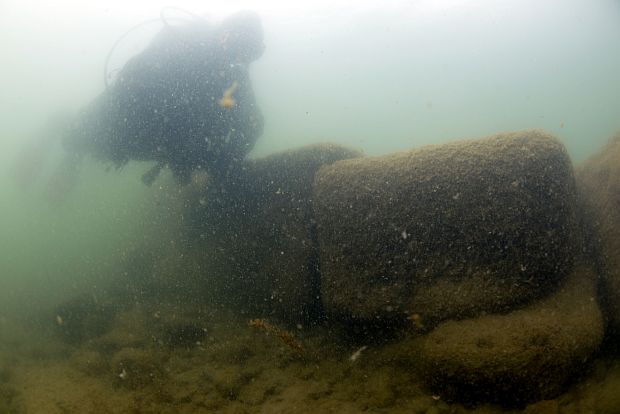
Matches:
[2,1,620,413]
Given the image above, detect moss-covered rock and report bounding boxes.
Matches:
[71,349,108,376]
[111,346,168,389]
[313,130,579,326]
[53,295,116,344]
[577,132,620,336]
[89,308,150,353]
[184,143,362,323]
[411,261,603,405]
[148,304,211,348]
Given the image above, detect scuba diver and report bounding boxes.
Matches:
[13,10,265,198]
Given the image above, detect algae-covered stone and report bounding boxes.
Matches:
[71,349,108,376]
[111,347,168,389]
[411,262,603,405]
[186,143,362,322]
[577,133,620,335]
[148,305,210,348]
[53,295,116,344]
[313,130,578,325]
[90,308,150,353]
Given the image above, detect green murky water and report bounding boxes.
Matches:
[1,1,620,412]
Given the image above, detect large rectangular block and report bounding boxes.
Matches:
[314,130,578,324]
[184,144,361,323]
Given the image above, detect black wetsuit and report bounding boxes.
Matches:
[65,20,264,183]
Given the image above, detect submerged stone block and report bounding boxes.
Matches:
[412,261,603,405]
[111,346,168,389]
[578,132,620,335]
[186,143,362,322]
[53,295,116,344]
[313,130,579,325]
[71,349,108,376]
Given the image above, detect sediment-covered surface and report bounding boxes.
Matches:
[406,260,604,405]
[4,132,620,412]
[578,133,620,335]
[0,300,619,414]
[181,143,362,322]
[314,130,579,326]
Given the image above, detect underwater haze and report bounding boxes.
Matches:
[1,0,620,412]
[1,0,612,298]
